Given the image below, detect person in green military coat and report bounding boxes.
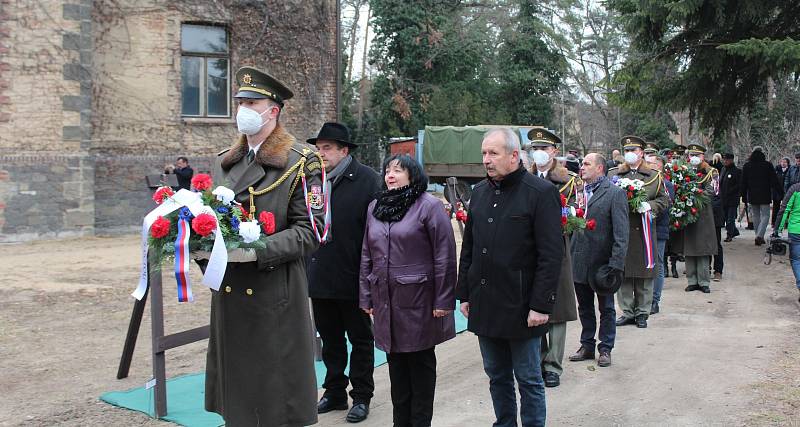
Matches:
[681,143,719,293]
[608,136,671,329]
[206,67,325,427]
[526,127,579,388]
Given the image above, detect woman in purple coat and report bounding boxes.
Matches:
[359,154,457,427]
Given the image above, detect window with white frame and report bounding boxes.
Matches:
[181,24,230,117]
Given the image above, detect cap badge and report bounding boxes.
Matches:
[242,74,252,85]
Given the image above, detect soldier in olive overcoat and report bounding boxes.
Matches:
[206,67,325,427]
[527,127,579,388]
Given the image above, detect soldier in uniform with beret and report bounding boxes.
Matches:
[526,127,580,388]
[681,142,720,293]
[206,67,325,426]
[608,136,671,329]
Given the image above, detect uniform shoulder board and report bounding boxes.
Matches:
[216,148,231,156]
[608,166,619,172]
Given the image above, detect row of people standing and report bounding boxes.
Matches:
[198,66,724,427]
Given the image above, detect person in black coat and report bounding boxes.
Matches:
[169,156,194,190]
[457,128,562,427]
[784,154,800,192]
[741,149,779,245]
[306,122,382,422]
[720,153,742,241]
[773,157,790,227]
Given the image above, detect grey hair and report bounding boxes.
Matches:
[484,128,521,154]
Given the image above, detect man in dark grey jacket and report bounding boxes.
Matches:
[568,153,629,367]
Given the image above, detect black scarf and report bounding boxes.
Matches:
[372,184,426,222]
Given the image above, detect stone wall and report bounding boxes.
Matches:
[0,0,338,242]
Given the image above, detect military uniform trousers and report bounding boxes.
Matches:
[541,322,567,375]
[312,298,375,404]
[685,256,711,288]
[618,278,654,319]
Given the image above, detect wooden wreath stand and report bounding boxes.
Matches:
[116,256,323,419]
[116,252,210,418]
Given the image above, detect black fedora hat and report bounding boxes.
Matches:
[307,122,356,148]
[589,265,624,296]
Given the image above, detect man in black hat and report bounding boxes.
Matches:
[206,66,325,426]
[307,122,381,423]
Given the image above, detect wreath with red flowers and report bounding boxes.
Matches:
[560,193,589,234]
[147,173,278,263]
[664,160,710,231]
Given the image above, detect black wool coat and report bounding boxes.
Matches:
[741,160,779,205]
[308,158,382,300]
[455,166,563,340]
[719,165,742,208]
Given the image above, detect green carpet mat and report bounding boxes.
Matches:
[101,311,468,426]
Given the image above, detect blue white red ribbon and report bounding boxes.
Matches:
[301,168,331,243]
[173,208,194,302]
[641,210,655,269]
[134,190,226,302]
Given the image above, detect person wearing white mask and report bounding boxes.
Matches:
[206,66,327,427]
[608,136,671,329]
[526,128,580,388]
[681,143,720,293]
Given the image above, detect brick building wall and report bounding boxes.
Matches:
[0,0,338,242]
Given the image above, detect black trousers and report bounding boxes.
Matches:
[713,227,723,274]
[312,298,375,404]
[387,348,437,427]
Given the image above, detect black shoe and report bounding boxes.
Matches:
[543,371,560,387]
[700,286,711,293]
[635,315,648,328]
[724,237,733,242]
[650,302,660,315]
[616,316,636,326]
[317,397,348,414]
[671,265,679,278]
[346,403,369,423]
[685,285,701,292]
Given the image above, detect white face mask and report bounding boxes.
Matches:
[531,150,550,167]
[690,156,702,166]
[624,151,640,165]
[236,106,272,135]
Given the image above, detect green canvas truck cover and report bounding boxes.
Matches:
[423,125,534,164]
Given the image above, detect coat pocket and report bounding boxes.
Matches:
[393,274,429,309]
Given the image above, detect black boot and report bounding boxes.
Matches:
[671,258,679,278]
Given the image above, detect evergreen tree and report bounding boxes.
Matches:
[609,0,800,136]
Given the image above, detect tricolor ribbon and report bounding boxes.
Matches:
[173,209,194,302]
[641,210,656,269]
[133,189,225,302]
[301,168,332,244]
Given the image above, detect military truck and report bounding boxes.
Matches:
[419,125,537,185]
